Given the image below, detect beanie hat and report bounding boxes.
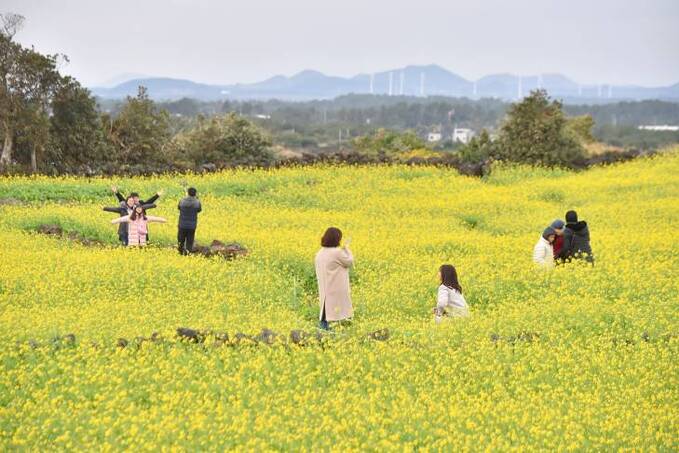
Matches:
[551,219,565,230]
[565,210,578,224]
[542,227,556,240]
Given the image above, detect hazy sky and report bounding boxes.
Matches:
[4,0,679,87]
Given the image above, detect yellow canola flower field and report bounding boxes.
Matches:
[0,151,677,450]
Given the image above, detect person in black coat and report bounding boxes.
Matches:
[112,186,163,207]
[558,210,594,264]
[177,187,202,255]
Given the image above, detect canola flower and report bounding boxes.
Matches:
[0,150,677,450]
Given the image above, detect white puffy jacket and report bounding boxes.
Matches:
[533,236,555,267]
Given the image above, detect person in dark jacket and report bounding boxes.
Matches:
[112,186,163,206]
[178,187,202,255]
[103,196,157,245]
[559,210,594,263]
[111,186,163,242]
[550,219,566,259]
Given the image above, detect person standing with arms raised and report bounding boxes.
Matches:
[178,187,202,255]
[315,227,354,330]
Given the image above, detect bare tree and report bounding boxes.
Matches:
[0,13,24,39]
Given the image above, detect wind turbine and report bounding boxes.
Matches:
[388,71,394,96]
[517,75,523,99]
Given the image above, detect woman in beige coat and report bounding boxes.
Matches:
[315,227,354,330]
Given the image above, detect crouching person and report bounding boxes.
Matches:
[433,264,469,323]
[533,227,556,268]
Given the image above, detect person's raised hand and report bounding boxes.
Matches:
[111,185,117,193]
[157,189,165,197]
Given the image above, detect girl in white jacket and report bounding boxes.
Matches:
[533,227,556,267]
[433,264,469,323]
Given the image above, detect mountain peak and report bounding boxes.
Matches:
[90,65,679,102]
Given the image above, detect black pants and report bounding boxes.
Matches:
[178,228,196,255]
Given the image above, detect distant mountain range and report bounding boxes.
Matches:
[90,64,679,103]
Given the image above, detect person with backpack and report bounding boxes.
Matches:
[177,187,202,255]
[433,264,469,323]
[559,210,594,263]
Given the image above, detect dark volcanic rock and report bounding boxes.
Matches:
[176,327,206,343]
[191,240,249,260]
[37,224,63,236]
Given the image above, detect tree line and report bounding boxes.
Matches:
[1,13,677,175]
[0,14,273,175]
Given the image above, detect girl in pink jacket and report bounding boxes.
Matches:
[111,205,167,247]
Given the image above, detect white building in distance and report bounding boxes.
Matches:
[638,125,679,131]
[452,128,474,144]
[427,132,443,142]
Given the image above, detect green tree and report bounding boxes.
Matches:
[48,77,110,171]
[495,90,585,166]
[107,86,171,165]
[459,129,496,163]
[173,113,272,166]
[0,14,62,169]
[565,115,595,144]
[353,128,425,155]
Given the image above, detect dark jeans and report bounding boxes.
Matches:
[178,228,196,255]
[119,232,128,246]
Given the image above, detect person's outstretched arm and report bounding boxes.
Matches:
[141,203,157,211]
[146,216,167,223]
[197,201,202,213]
[103,206,122,213]
[145,189,163,205]
[111,215,130,224]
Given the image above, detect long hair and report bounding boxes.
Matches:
[440,264,463,294]
[321,227,342,247]
[130,206,147,221]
